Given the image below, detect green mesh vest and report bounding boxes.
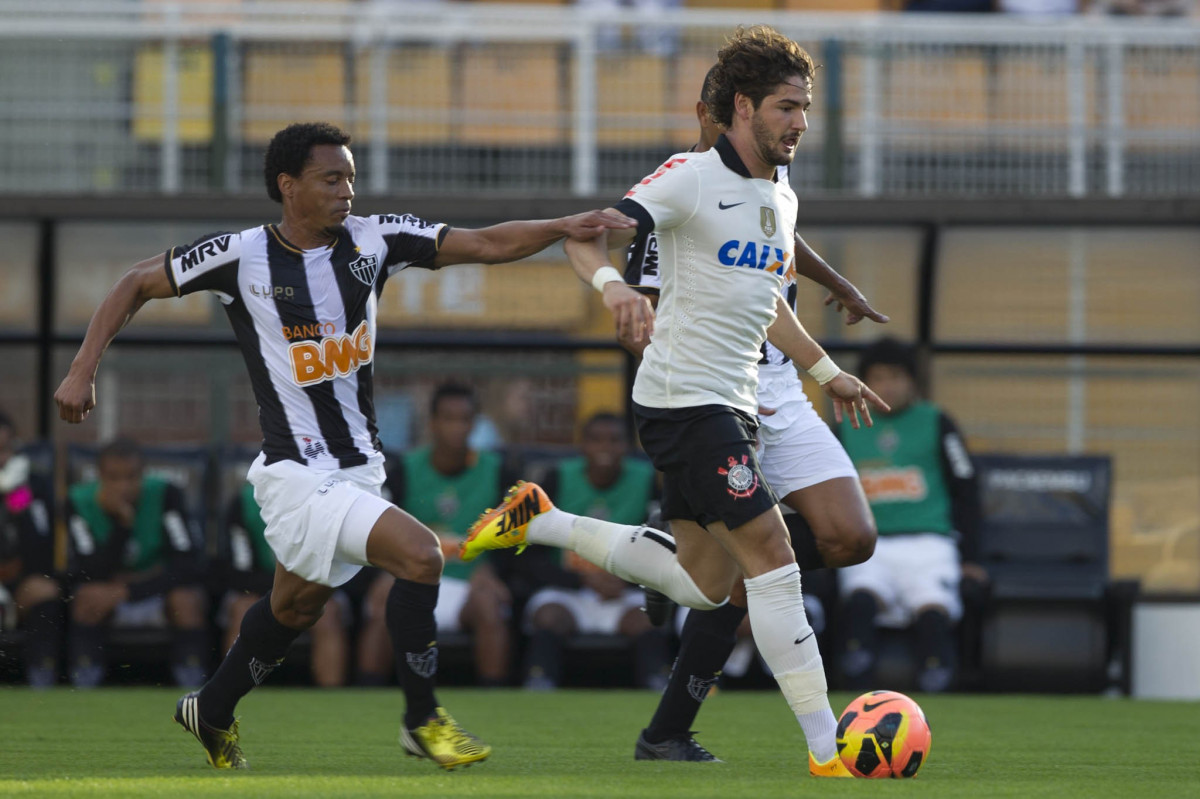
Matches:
[238,483,277,572]
[840,401,954,537]
[69,476,171,571]
[552,457,656,573]
[401,447,502,581]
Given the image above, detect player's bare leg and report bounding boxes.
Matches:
[365,507,491,769]
[781,477,875,569]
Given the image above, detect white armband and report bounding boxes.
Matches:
[591,266,625,293]
[806,355,841,386]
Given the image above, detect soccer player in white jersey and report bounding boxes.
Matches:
[53,122,633,771]
[461,27,888,777]
[623,66,888,762]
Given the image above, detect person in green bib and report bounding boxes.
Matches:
[356,383,515,687]
[519,412,669,691]
[836,338,981,694]
[65,438,209,688]
[217,482,351,686]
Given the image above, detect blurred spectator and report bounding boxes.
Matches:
[1089,0,1191,14]
[216,482,350,686]
[836,338,981,694]
[356,383,514,687]
[575,0,681,57]
[519,412,669,691]
[996,0,1077,14]
[0,411,62,687]
[903,0,994,11]
[65,438,209,688]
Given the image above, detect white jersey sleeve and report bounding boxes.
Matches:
[620,155,701,234]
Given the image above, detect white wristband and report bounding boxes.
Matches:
[806,355,841,385]
[591,265,624,293]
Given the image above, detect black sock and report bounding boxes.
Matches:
[23,600,62,685]
[171,628,212,687]
[785,514,827,571]
[839,591,879,690]
[914,608,955,693]
[633,628,671,690]
[198,594,301,728]
[644,602,746,743]
[387,578,440,729]
[523,628,565,688]
[67,622,106,687]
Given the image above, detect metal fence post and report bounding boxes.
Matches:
[210,32,230,192]
[823,37,844,193]
[572,18,598,197]
[369,41,389,195]
[1067,37,1087,198]
[161,7,182,194]
[859,33,881,198]
[1105,37,1125,198]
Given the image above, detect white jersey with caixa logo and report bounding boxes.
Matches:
[164,214,448,469]
[615,135,798,416]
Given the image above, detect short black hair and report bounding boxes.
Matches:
[96,436,144,470]
[700,64,720,107]
[263,122,352,203]
[430,382,478,418]
[858,337,919,382]
[581,412,625,439]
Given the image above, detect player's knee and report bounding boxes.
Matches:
[530,603,574,636]
[377,538,443,584]
[844,523,877,566]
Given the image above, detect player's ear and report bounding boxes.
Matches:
[734,92,754,122]
[277,172,293,201]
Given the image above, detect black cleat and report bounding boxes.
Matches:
[635,729,722,762]
[641,586,675,628]
[174,692,247,769]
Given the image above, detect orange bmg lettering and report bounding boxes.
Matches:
[288,320,373,386]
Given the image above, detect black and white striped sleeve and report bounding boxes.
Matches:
[372,213,449,281]
[164,231,241,302]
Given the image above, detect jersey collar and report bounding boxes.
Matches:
[714,134,778,183]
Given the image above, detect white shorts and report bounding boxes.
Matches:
[755,369,857,497]
[523,586,645,635]
[434,577,470,633]
[247,452,393,588]
[838,534,962,628]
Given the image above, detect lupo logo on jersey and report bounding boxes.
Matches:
[288,319,373,387]
[717,240,791,277]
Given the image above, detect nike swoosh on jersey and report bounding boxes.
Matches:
[718,201,746,210]
[862,698,898,712]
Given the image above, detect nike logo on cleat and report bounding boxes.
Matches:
[718,201,746,210]
[794,631,815,646]
[862,698,898,712]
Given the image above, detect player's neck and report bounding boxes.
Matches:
[431,446,473,476]
[275,217,336,251]
[724,129,776,180]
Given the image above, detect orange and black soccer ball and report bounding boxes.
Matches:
[836,690,931,778]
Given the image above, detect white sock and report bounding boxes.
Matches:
[528,510,723,610]
[744,563,837,762]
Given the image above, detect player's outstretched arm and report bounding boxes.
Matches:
[432,210,635,268]
[54,254,176,424]
[563,224,653,345]
[793,234,888,325]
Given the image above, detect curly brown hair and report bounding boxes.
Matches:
[706,26,815,128]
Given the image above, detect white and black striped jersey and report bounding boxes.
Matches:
[164,214,448,469]
[622,163,797,369]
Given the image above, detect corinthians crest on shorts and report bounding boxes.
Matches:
[348,251,380,286]
[718,454,759,499]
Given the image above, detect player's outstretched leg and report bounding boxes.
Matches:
[462,482,726,613]
[174,692,247,770]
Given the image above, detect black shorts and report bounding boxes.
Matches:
[633,403,779,531]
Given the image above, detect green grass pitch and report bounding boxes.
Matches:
[0,687,1196,798]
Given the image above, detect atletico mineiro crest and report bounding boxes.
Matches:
[348,252,380,286]
[759,207,777,237]
[718,454,759,499]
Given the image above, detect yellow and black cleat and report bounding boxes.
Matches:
[459,481,553,562]
[174,692,247,770]
[809,751,855,778]
[400,707,492,770]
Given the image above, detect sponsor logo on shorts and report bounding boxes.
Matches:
[303,437,329,460]
[718,454,759,499]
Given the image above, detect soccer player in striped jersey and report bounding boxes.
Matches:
[623,66,888,762]
[462,27,889,777]
[53,121,633,771]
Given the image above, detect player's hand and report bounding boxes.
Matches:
[822,372,890,429]
[603,283,655,343]
[54,370,96,424]
[562,209,636,242]
[823,282,889,326]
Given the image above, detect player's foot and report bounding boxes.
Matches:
[174,692,247,769]
[634,729,722,762]
[809,751,854,777]
[400,707,492,770]
[641,586,675,627]
[460,481,553,562]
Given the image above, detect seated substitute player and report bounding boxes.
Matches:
[356,382,514,688]
[0,410,62,688]
[461,27,888,777]
[218,481,351,687]
[620,64,885,762]
[64,437,209,688]
[519,412,669,691]
[837,337,980,694]
[53,121,633,770]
